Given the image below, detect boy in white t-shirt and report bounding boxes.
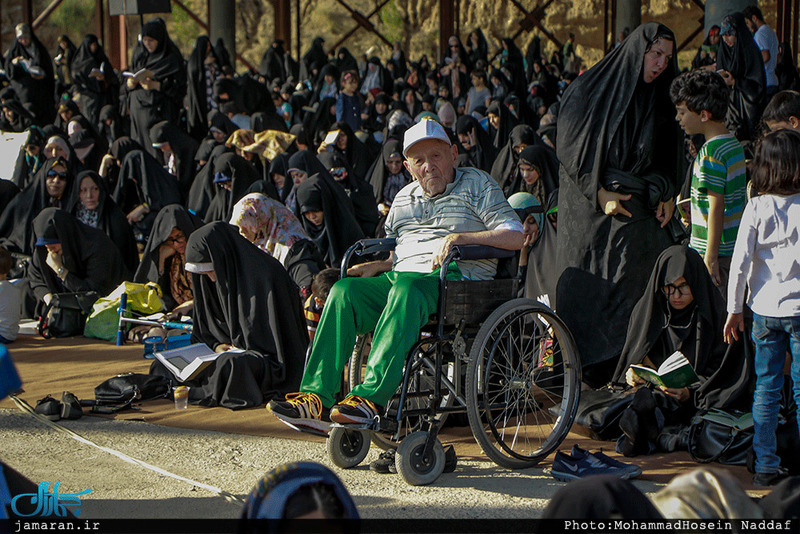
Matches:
[0,246,21,344]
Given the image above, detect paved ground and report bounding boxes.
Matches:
[0,407,668,520]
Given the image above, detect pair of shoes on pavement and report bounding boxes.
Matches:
[550,444,642,482]
[753,466,789,487]
[369,445,458,474]
[34,392,82,421]
[267,392,381,436]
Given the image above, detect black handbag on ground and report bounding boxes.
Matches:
[37,291,98,338]
[688,409,754,465]
[94,373,171,410]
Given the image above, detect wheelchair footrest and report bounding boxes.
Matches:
[330,416,398,434]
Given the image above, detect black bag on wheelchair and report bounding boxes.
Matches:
[37,291,99,338]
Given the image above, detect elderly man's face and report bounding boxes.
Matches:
[404,139,457,197]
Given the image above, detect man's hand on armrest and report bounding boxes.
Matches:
[432,229,524,270]
[347,258,393,278]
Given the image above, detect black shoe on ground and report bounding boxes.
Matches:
[34,395,62,421]
[572,445,642,479]
[753,466,789,487]
[60,391,82,420]
[370,449,396,474]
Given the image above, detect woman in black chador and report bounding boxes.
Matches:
[2,24,55,126]
[28,208,128,315]
[555,23,684,387]
[126,18,187,160]
[611,245,752,456]
[716,13,766,142]
[70,34,118,126]
[151,222,307,409]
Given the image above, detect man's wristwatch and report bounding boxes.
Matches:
[57,266,66,278]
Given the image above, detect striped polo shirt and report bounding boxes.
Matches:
[690,134,746,257]
[385,167,520,280]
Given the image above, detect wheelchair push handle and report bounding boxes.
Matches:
[440,245,516,281]
[340,238,397,279]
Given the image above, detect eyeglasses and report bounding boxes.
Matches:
[47,170,67,180]
[662,282,691,297]
[165,234,187,245]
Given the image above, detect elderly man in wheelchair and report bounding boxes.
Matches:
[268,119,524,436]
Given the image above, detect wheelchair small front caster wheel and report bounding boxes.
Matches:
[327,427,370,469]
[395,431,445,486]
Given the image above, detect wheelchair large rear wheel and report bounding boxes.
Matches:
[349,335,453,450]
[466,299,581,469]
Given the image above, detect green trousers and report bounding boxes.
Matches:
[300,265,461,408]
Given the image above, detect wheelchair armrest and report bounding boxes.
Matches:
[450,245,516,261]
[340,238,397,279]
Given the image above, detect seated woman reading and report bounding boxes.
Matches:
[611,245,753,456]
[150,222,308,409]
[133,205,204,329]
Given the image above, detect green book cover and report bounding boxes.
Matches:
[631,351,700,389]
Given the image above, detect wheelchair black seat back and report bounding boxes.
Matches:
[330,238,581,486]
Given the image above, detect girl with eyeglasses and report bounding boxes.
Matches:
[610,245,752,457]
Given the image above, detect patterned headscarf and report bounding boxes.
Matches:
[229,193,309,264]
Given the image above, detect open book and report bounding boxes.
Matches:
[631,351,700,389]
[154,343,243,382]
[123,68,155,83]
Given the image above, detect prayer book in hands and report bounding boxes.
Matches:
[630,351,700,389]
[154,343,243,382]
[123,68,155,83]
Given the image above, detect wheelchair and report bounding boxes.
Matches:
[326,238,581,486]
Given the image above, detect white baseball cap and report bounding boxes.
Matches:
[402,119,451,157]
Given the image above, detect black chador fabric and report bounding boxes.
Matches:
[487,100,519,150]
[70,34,117,125]
[110,138,182,237]
[613,245,752,412]
[555,23,683,382]
[500,38,527,98]
[310,64,339,106]
[0,99,33,132]
[11,127,45,189]
[259,42,288,83]
[28,208,127,307]
[318,151,379,238]
[301,37,328,83]
[330,121,374,181]
[264,153,292,203]
[97,105,127,147]
[205,153,261,223]
[186,36,219,141]
[214,38,233,73]
[250,110,287,134]
[187,144,231,219]
[54,35,76,97]
[154,222,308,409]
[2,26,55,125]
[134,204,203,310]
[127,18,187,159]
[524,189,558,304]
[542,475,663,519]
[303,97,338,148]
[455,115,496,173]
[195,110,236,163]
[467,29,489,69]
[367,140,411,205]
[335,47,358,74]
[0,181,20,217]
[717,13,767,142]
[150,120,199,200]
[490,124,541,193]
[294,174,364,268]
[69,170,138,274]
[0,158,77,255]
[506,145,559,201]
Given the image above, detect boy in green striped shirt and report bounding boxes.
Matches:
[670,70,746,299]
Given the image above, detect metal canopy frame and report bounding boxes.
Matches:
[2,1,799,75]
